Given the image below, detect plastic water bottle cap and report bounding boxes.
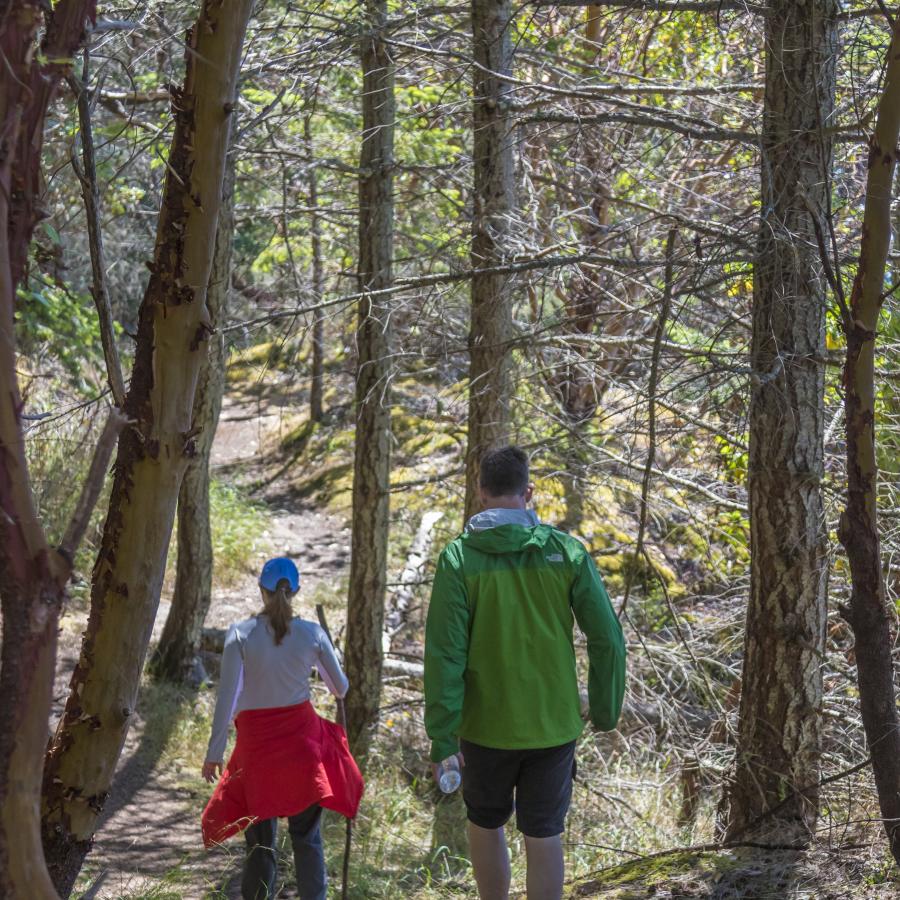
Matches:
[439,768,461,793]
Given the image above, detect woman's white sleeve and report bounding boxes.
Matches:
[206,627,244,762]
[316,628,349,699]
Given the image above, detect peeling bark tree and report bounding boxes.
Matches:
[151,131,237,684]
[40,1,254,892]
[464,0,516,522]
[838,18,900,867]
[343,0,395,758]
[724,0,837,843]
[0,2,100,897]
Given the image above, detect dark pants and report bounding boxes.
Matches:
[242,805,326,900]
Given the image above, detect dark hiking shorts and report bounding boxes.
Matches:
[459,738,577,838]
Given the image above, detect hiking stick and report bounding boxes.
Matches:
[315,604,352,900]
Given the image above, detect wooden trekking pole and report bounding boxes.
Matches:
[315,604,352,900]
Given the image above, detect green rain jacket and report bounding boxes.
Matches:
[424,514,626,762]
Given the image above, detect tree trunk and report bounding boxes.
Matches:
[344,0,395,759]
[305,110,326,424]
[150,128,237,684]
[560,438,586,532]
[7,0,96,292]
[0,3,97,897]
[724,0,837,844]
[464,0,516,522]
[838,17,900,867]
[40,2,254,892]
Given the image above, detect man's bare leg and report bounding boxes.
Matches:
[523,833,564,900]
[467,821,511,899]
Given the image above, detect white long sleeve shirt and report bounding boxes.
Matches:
[205,614,349,763]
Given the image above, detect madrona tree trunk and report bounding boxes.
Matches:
[0,2,99,897]
[150,129,237,684]
[41,2,254,892]
[343,0,395,758]
[838,17,900,866]
[464,0,516,522]
[725,0,837,843]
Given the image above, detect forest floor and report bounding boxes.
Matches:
[52,363,900,899]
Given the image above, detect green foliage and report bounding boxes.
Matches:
[25,409,110,589]
[209,480,270,584]
[16,277,109,394]
[209,478,268,584]
[714,434,748,485]
[714,510,751,570]
[165,478,269,587]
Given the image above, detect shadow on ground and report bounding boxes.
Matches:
[76,682,239,898]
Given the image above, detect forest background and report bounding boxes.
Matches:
[3,0,900,897]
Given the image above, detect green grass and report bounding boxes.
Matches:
[209,479,270,583]
[165,704,694,898]
[75,858,198,900]
[26,408,111,593]
[165,477,271,588]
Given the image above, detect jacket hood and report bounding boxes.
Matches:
[461,508,551,554]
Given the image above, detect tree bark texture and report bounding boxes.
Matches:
[151,130,237,684]
[40,2,254,893]
[464,0,517,522]
[838,17,900,867]
[344,0,395,759]
[0,2,96,897]
[7,0,96,292]
[724,0,837,844]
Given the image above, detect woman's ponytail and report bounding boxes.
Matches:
[260,580,293,644]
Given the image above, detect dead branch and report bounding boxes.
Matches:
[57,408,128,568]
[67,55,127,409]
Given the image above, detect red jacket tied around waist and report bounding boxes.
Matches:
[201,701,364,847]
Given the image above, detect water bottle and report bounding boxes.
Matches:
[438,755,461,793]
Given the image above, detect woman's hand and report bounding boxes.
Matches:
[202,760,223,783]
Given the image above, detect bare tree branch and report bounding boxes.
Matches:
[619,227,677,620]
[68,55,127,409]
[57,408,128,567]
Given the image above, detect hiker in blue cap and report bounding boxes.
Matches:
[202,556,364,900]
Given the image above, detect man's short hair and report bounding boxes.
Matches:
[480,445,529,497]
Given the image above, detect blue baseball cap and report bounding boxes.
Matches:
[259,557,300,592]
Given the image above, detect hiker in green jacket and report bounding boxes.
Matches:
[424,445,626,900]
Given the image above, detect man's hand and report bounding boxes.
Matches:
[431,751,465,786]
[202,760,223,783]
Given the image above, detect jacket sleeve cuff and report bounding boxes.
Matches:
[430,736,459,763]
[590,715,618,732]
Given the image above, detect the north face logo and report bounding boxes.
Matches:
[546,553,563,563]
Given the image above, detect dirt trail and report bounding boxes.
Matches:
[63,389,351,899]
